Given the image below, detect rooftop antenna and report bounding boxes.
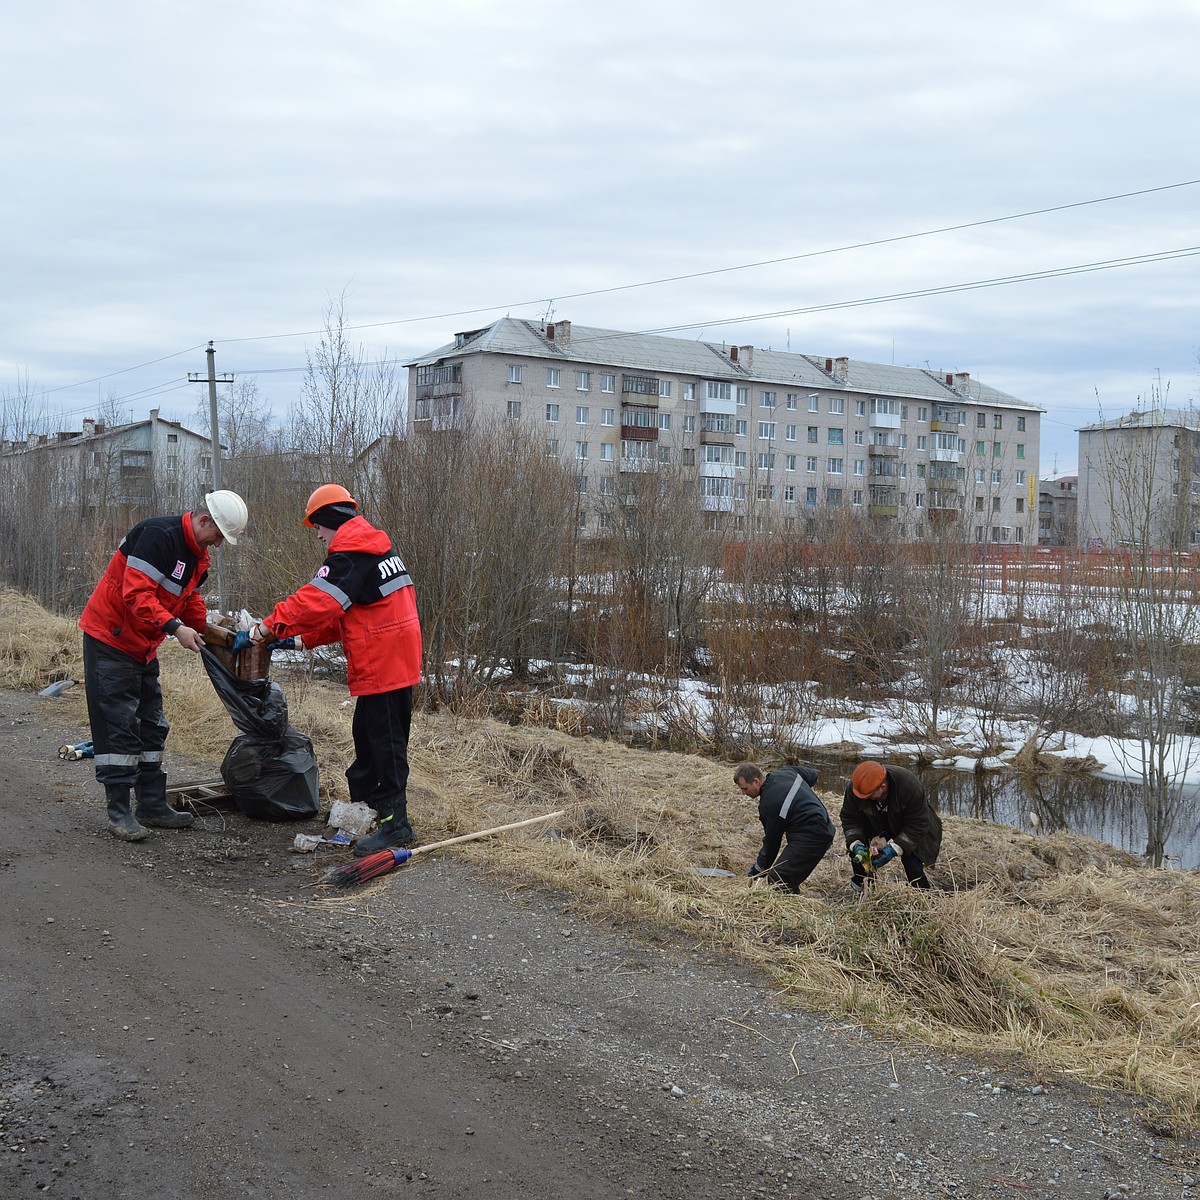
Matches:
[786,328,791,352]
[541,300,555,323]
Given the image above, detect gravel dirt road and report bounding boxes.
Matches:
[2,687,1196,1199]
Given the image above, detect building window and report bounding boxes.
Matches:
[599,476,614,495]
[600,443,613,461]
[684,382,696,400]
[807,426,818,443]
[806,487,817,505]
[705,381,731,401]
[992,496,1001,512]
[808,394,820,412]
[546,404,559,422]
[508,365,523,384]
[200,455,212,472]
[167,432,178,444]
[1015,497,1025,513]
[828,428,843,445]
[758,421,776,440]
[853,490,863,506]
[760,391,776,408]
[1016,443,1025,459]
[576,371,590,391]
[546,438,558,456]
[806,456,818,472]
[576,441,588,460]
[735,451,748,469]
[916,435,927,450]
[735,419,747,436]
[704,445,733,464]
[976,412,986,427]
[785,424,797,441]
[785,454,797,471]
[683,414,695,433]
[602,373,616,393]
[1016,470,1026,484]
[854,430,864,445]
[736,387,749,406]
[784,484,796,502]
[576,406,589,424]
[828,397,845,415]
[993,441,1002,458]
[918,407,927,422]
[827,457,844,474]
[975,496,984,511]
[827,488,843,505]
[786,393,798,410]
[757,453,775,470]
[854,400,865,417]
[506,400,521,419]
[601,408,614,426]
[1017,416,1026,431]
[994,413,1003,428]
[658,413,671,430]
[756,484,775,501]
[165,455,178,471]
[547,368,560,388]
[659,380,672,398]
[853,459,865,476]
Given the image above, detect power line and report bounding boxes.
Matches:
[27,178,1200,406]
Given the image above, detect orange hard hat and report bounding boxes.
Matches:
[851,761,887,799]
[304,483,357,527]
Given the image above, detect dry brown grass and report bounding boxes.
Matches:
[9,585,1199,1122]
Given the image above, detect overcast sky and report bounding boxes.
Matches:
[4,0,1198,474]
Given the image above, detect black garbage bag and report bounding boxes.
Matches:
[201,649,320,822]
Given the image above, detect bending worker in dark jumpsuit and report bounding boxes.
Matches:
[841,760,943,890]
[79,491,249,841]
[735,762,835,892]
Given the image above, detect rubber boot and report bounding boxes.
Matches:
[135,767,194,830]
[353,812,414,858]
[106,787,148,842]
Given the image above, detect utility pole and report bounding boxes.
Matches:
[188,342,234,608]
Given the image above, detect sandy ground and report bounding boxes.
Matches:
[1,686,1197,1200]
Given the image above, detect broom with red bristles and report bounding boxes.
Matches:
[322,810,566,887]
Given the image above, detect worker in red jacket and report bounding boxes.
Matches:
[79,490,249,841]
[244,485,423,857]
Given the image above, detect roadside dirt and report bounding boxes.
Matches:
[2,687,1197,1200]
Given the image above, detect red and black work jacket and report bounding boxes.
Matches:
[79,513,210,664]
[262,515,422,697]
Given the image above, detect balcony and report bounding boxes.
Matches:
[700,494,735,512]
[700,427,735,445]
[930,419,959,433]
[868,443,898,457]
[620,424,659,442]
[868,411,901,430]
[868,504,899,519]
[929,448,961,463]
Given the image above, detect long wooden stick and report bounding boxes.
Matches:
[407,810,565,857]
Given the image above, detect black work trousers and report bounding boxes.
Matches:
[82,633,170,797]
[852,851,931,888]
[346,686,413,821]
[763,829,835,893]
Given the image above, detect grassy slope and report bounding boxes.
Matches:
[15,588,1198,1123]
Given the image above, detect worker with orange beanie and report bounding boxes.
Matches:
[840,760,942,892]
[242,485,423,857]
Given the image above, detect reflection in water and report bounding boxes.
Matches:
[804,755,1200,870]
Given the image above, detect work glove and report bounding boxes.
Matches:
[849,841,871,869]
[872,843,898,869]
[748,859,768,878]
[268,637,297,651]
[231,630,253,654]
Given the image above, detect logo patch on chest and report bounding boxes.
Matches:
[172,560,187,580]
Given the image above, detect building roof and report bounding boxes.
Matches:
[1077,407,1200,434]
[408,316,1040,411]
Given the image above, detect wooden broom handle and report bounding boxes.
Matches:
[408,810,565,857]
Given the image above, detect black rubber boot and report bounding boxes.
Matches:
[106,787,148,842]
[353,813,414,858]
[135,768,194,830]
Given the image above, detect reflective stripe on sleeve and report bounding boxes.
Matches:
[126,556,185,597]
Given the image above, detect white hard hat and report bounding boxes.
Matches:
[204,490,248,544]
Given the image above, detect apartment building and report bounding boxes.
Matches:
[0,408,217,520]
[406,317,1042,542]
[1077,409,1200,550]
[1037,476,1078,546]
